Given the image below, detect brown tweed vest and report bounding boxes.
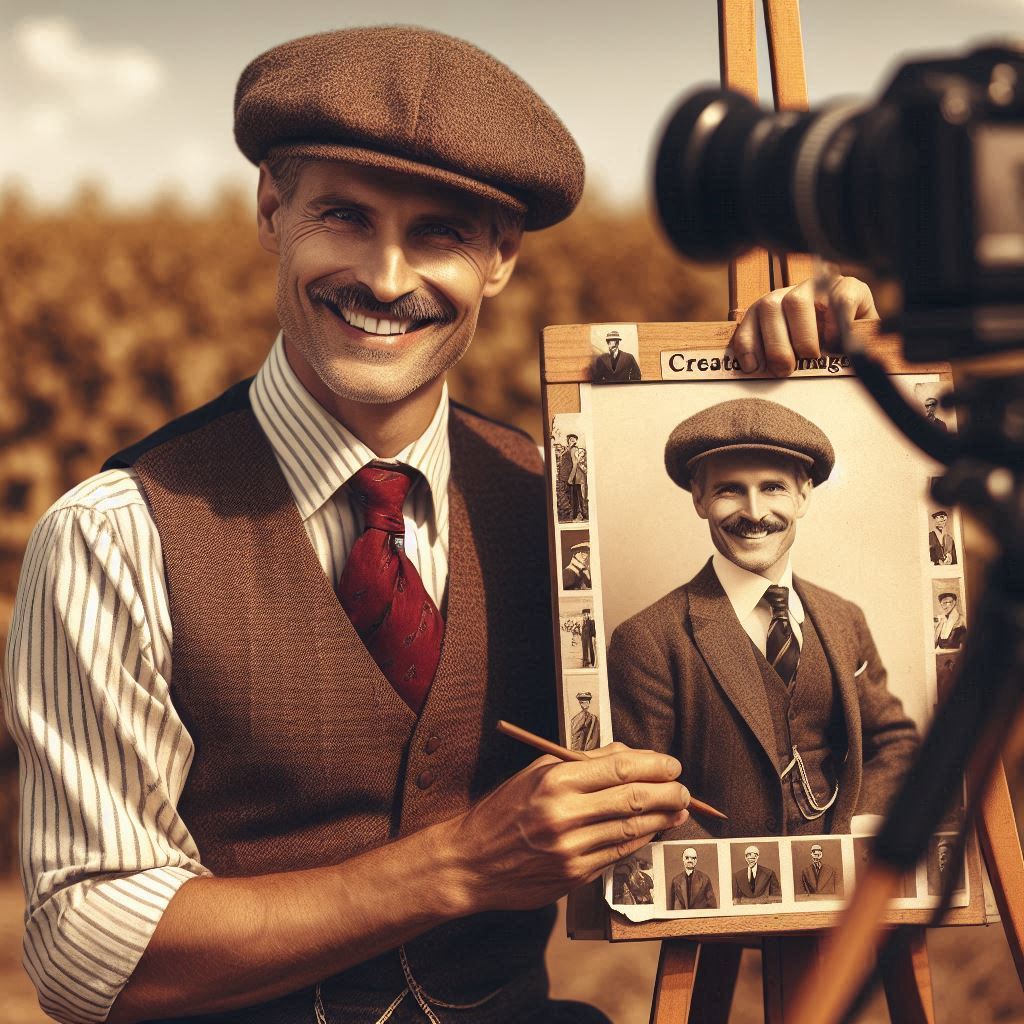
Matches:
[754,615,846,836]
[111,382,557,1023]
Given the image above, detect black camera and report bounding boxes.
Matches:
[654,44,1024,361]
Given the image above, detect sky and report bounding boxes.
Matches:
[2,0,1023,208]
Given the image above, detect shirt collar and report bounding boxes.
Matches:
[711,552,805,625]
[250,334,451,522]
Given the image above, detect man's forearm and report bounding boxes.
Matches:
[107,816,473,1023]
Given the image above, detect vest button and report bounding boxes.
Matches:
[425,735,441,754]
[417,770,435,790]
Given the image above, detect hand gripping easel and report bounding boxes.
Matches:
[578,3,1024,1021]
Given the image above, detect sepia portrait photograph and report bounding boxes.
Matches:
[730,842,783,906]
[551,414,590,523]
[589,323,642,383]
[558,596,600,672]
[663,842,719,911]
[611,844,657,907]
[932,579,967,652]
[792,838,844,901]
[588,375,943,846]
[559,529,592,591]
[926,482,959,567]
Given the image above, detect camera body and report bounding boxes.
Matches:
[655,45,1024,360]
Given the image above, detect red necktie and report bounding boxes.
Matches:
[336,464,444,714]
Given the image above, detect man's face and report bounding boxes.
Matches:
[811,847,823,863]
[568,435,578,448]
[744,847,759,866]
[683,850,697,870]
[940,596,957,615]
[938,846,949,870]
[257,160,520,409]
[582,610,591,620]
[934,513,947,528]
[692,451,812,578]
[924,398,939,416]
[578,550,590,567]
[607,337,620,355]
[578,698,591,712]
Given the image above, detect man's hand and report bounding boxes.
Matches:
[732,275,878,377]
[448,742,689,913]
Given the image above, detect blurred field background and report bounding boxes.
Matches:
[2,188,1024,1022]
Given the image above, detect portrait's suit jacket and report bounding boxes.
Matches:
[800,862,838,895]
[608,560,918,839]
[670,868,717,910]
[732,865,781,903]
[593,350,642,383]
[929,530,957,565]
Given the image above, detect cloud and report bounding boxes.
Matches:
[13,16,164,118]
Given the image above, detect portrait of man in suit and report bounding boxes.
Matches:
[609,397,920,840]
[562,540,592,590]
[798,842,838,898]
[593,329,642,383]
[669,846,718,910]
[570,691,600,751]
[732,845,781,905]
[934,590,967,652]
[928,510,957,566]
[927,836,966,896]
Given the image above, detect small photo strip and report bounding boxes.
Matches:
[927,834,966,896]
[610,844,657,908]
[565,679,602,752]
[559,528,592,592]
[792,838,845,902]
[913,382,955,433]
[558,596,599,672]
[661,842,720,912]
[925,481,958,568]
[589,323,642,384]
[932,579,967,653]
[729,841,783,906]
[550,414,589,524]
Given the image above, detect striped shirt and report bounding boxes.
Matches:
[2,335,452,1024]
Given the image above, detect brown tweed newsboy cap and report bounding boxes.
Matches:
[234,26,585,230]
[665,397,835,491]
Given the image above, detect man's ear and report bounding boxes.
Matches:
[793,474,814,519]
[482,228,523,298]
[256,163,283,255]
[691,482,710,521]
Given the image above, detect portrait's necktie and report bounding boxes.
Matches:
[764,584,800,688]
[748,867,755,888]
[336,463,444,714]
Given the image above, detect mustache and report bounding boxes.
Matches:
[722,514,787,538]
[308,282,457,327]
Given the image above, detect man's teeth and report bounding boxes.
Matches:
[339,309,411,335]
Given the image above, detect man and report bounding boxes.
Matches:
[923,395,948,431]
[563,541,592,590]
[800,843,837,896]
[593,329,642,383]
[929,510,957,565]
[670,847,718,910]
[609,398,919,840]
[935,591,967,650]
[4,25,869,1024]
[580,607,598,668]
[732,845,781,904]
[564,433,588,521]
[570,692,600,751]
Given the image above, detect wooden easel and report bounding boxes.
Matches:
[638,2,1024,1021]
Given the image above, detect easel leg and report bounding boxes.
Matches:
[878,927,935,1024]
[650,941,741,1024]
[978,760,1024,986]
[763,935,821,1024]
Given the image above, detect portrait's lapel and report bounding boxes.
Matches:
[687,561,778,768]
[796,579,864,778]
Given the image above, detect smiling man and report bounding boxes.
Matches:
[7,25,874,1024]
[608,397,919,841]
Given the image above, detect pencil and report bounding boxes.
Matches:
[496,719,728,822]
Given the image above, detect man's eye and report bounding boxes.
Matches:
[420,224,463,240]
[324,209,362,224]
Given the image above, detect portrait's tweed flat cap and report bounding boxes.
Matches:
[665,397,835,490]
[234,26,585,230]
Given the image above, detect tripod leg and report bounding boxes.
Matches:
[879,927,935,1023]
[650,940,700,1024]
[690,943,742,1024]
[763,935,821,1024]
[978,759,1024,985]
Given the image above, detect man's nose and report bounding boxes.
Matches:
[359,241,418,304]
[743,488,762,520]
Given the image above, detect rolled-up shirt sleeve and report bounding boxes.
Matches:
[2,475,209,1024]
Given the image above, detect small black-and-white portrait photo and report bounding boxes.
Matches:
[853,836,917,897]
[933,580,967,652]
[730,842,782,905]
[560,530,592,591]
[590,323,642,384]
[664,843,719,910]
[927,489,957,566]
[612,845,656,906]
[913,382,953,433]
[792,838,844,900]
[559,598,598,671]
[551,416,589,523]
[569,688,600,751]
[936,651,961,704]
[927,835,966,896]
